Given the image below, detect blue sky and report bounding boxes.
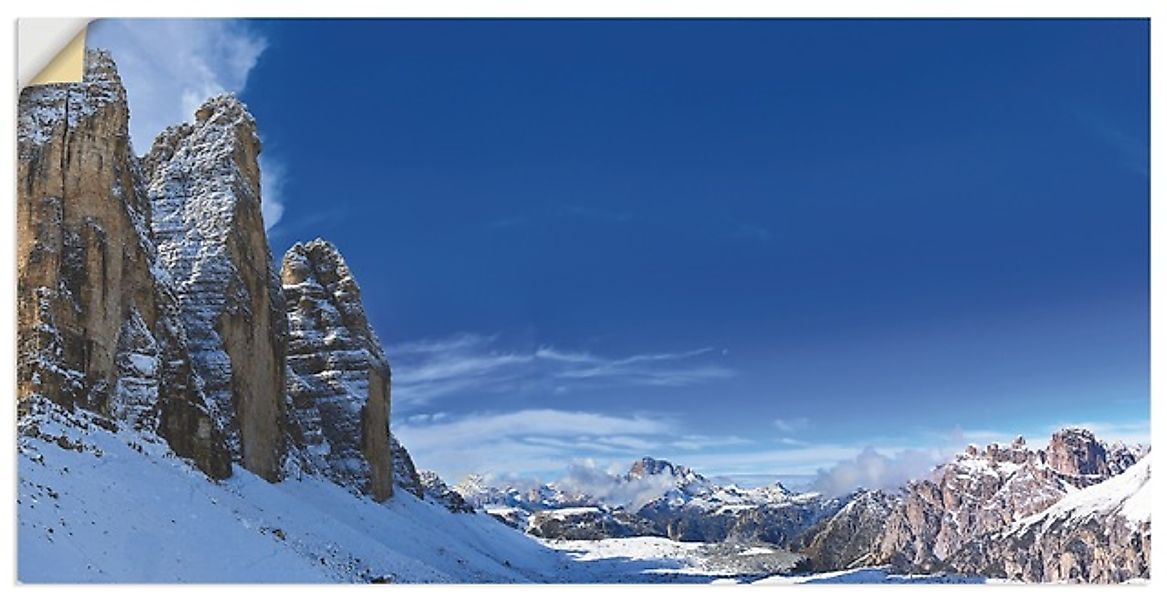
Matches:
[89,19,1149,489]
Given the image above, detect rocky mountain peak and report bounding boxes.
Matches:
[419,470,476,513]
[282,239,393,500]
[194,93,256,127]
[1045,427,1109,477]
[80,49,126,98]
[627,457,701,482]
[145,83,289,482]
[799,427,1149,578]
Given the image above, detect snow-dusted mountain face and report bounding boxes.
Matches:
[946,454,1151,583]
[797,429,1149,581]
[790,489,899,572]
[17,49,232,479]
[281,240,393,500]
[145,92,291,482]
[628,458,841,545]
[458,457,840,544]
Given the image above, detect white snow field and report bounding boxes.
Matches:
[18,410,563,583]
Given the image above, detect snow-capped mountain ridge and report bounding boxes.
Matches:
[944,454,1151,582]
[795,428,1149,581]
[457,456,838,544]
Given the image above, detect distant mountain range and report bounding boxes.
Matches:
[454,429,1150,582]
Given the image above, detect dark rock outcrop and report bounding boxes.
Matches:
[418,470,475,514]
[791,489,898,572]
[390,434,424,499]
[527,507,660,541]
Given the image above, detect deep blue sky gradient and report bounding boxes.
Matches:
[131,20,1152,475]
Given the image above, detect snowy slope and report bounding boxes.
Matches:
[1008,452,1151,535]
[18,405,562,583]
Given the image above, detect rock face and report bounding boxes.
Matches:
[16,50,232,479]
[798,429,1148,580]
[791,490,898,572]
[1045,428,1120,478]
[527,507,660,541]
[17,50,415,502]
[281,240,393,500]
[418,471,476,514]
[946,454,1151,583]
[145,94,289,482]
[871,429,1143,572]
[391,434,424,499]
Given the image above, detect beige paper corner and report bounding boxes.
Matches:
[18,18,92,89]
[29,28,87,86]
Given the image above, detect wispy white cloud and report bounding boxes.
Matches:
[809,447,947,497]
[670,434,750,451]
[395,409,675,482]
[258,155,286,230]
[557,459,680,511]
[773,417,810,433]
[87,19,286,231]
[391,332,734,407]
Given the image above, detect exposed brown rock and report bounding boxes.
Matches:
[16,50,231,479]
[146,94,289,482]
[282,240,393,500]
[799,429,1147,579]
[1045,427,1110,477]
[946,455,1151,583]
[792,489,897,571]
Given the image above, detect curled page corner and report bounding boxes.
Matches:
[18,18,92,89]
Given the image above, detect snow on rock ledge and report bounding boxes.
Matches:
[282,239,394,501]
[145,93,290,482]
[946,454,1151,582]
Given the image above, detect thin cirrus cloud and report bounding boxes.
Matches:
[86,19,286,231]
[394,407,756,484]
[390,332,734,407]
[773,417,811,433]
[394,408,678,482]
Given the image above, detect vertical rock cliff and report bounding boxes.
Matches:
[17,49,414,504]
[281,240,393,500]
[16,50,232,478]
[144,95,290,482]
